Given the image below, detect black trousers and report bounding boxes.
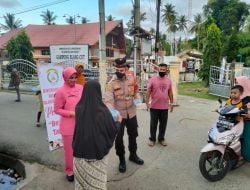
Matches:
[149,109,169,142]
[115,116,138,157]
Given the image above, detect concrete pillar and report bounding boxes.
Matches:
[169,61,180,105]
[99,61,107,94]
[234,62,243,77]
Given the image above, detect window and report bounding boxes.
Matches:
[41,49,50,55]
[106,49,114,57]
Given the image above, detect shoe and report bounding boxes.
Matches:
[159,140,167,146]
[118,156,126,173]
[129,154,144,165]
[148,140,155,147]
[15,99,21,102]
[36,122,41,127]
[66,175,74,182]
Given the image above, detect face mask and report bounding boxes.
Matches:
[159,72,166,77]
[115,72,125,80]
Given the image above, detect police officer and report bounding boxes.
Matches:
[105,57,144,173]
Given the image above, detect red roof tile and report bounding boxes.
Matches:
[0,20,122,49]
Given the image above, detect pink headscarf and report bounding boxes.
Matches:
[62,67,77,85]
[235,76,250,98]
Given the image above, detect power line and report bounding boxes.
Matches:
[0,0,69,18]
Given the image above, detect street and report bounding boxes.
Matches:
[0,92,250,190]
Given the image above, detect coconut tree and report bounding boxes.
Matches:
[40,9,57,25]
[106,14,116,21]
[190,13,203,51]
[162,3,177,55]
[66,16,75,24]
[1,13,22,31]
[178,15,188,39]
[81,17,89,24]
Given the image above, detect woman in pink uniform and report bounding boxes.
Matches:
[54,67,83,182]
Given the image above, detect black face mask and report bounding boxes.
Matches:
[115,72,125,80]
[159,72,166,77]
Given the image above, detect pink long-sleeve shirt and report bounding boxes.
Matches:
[54,84,83,136]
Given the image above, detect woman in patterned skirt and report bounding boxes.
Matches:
[73,80,120,190]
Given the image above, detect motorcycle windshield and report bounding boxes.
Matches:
[219,105,239,116]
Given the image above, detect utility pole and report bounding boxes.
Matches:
[98,0,107,94]
[134,0,140,76]
[155,0,161,63]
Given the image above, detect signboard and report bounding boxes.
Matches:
[141,39,152,55]
[38,62,64,151]
[50,44,89,65]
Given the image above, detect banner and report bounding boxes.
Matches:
[50,44,89,65]
[38,62,64,151]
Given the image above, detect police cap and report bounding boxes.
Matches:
[114,57,127,68]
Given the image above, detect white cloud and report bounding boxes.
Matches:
[0,0,20,8]
[113,3,133,19]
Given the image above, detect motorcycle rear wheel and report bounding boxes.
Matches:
[199,150,230,182]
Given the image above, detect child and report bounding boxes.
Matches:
[225,85,244,109]
[36,88,43,127]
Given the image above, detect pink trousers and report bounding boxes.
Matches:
[62,135,74,176]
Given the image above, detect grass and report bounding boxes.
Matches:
[178,82,222,100]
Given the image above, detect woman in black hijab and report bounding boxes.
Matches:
[73,80,119,190]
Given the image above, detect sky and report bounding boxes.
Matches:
[0,0,250,34]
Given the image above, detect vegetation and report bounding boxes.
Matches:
[106,15,115,21]
[178,82,222,100]
[1,13,22,31]
[199,23,222,85]
[81,17,89,24]
[6,30,34,62]
[40,9,57,25]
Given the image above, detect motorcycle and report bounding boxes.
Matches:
[199,99,246,182]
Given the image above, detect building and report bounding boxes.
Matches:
[0,20,126,66]
[176,49,203,72]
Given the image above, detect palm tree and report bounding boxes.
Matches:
[178,15,188,39]
[1,13,22,31]
[162,3,177,55]
[81,17,89,24]
[190,13,203,51]
[162,3,176,25]
[40,10,57,25]
[106,14,116,21]
[66,16,75,24]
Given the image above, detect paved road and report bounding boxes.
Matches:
[0,91,250,190]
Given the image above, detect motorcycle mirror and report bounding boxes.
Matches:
[218,99,222,104]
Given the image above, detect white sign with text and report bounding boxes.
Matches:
[38,62,64,151]
[50,44,89,65]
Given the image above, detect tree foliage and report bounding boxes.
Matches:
[81,17,89,24]
[40,9,57,25]
[6,30,34,62]
[203,0,249,34]
[106,14,116,21]
[1,13,22,31]
[66,16,75,24]
[199,23,222,84]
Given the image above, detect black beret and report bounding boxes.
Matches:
[114,57,126,67]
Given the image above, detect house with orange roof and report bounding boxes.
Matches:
[0,20,126,66]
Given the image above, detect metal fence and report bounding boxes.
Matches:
[1,59,39,91]
[209,66,234,98]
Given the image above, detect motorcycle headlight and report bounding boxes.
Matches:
[217,134,235,145]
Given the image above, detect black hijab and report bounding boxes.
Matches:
[73,80,118,160]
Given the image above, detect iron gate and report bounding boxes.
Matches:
[209,66,234,98]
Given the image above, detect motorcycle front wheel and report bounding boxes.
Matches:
[199,150,230,182]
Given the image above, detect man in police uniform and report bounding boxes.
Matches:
[105,57,144,173]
